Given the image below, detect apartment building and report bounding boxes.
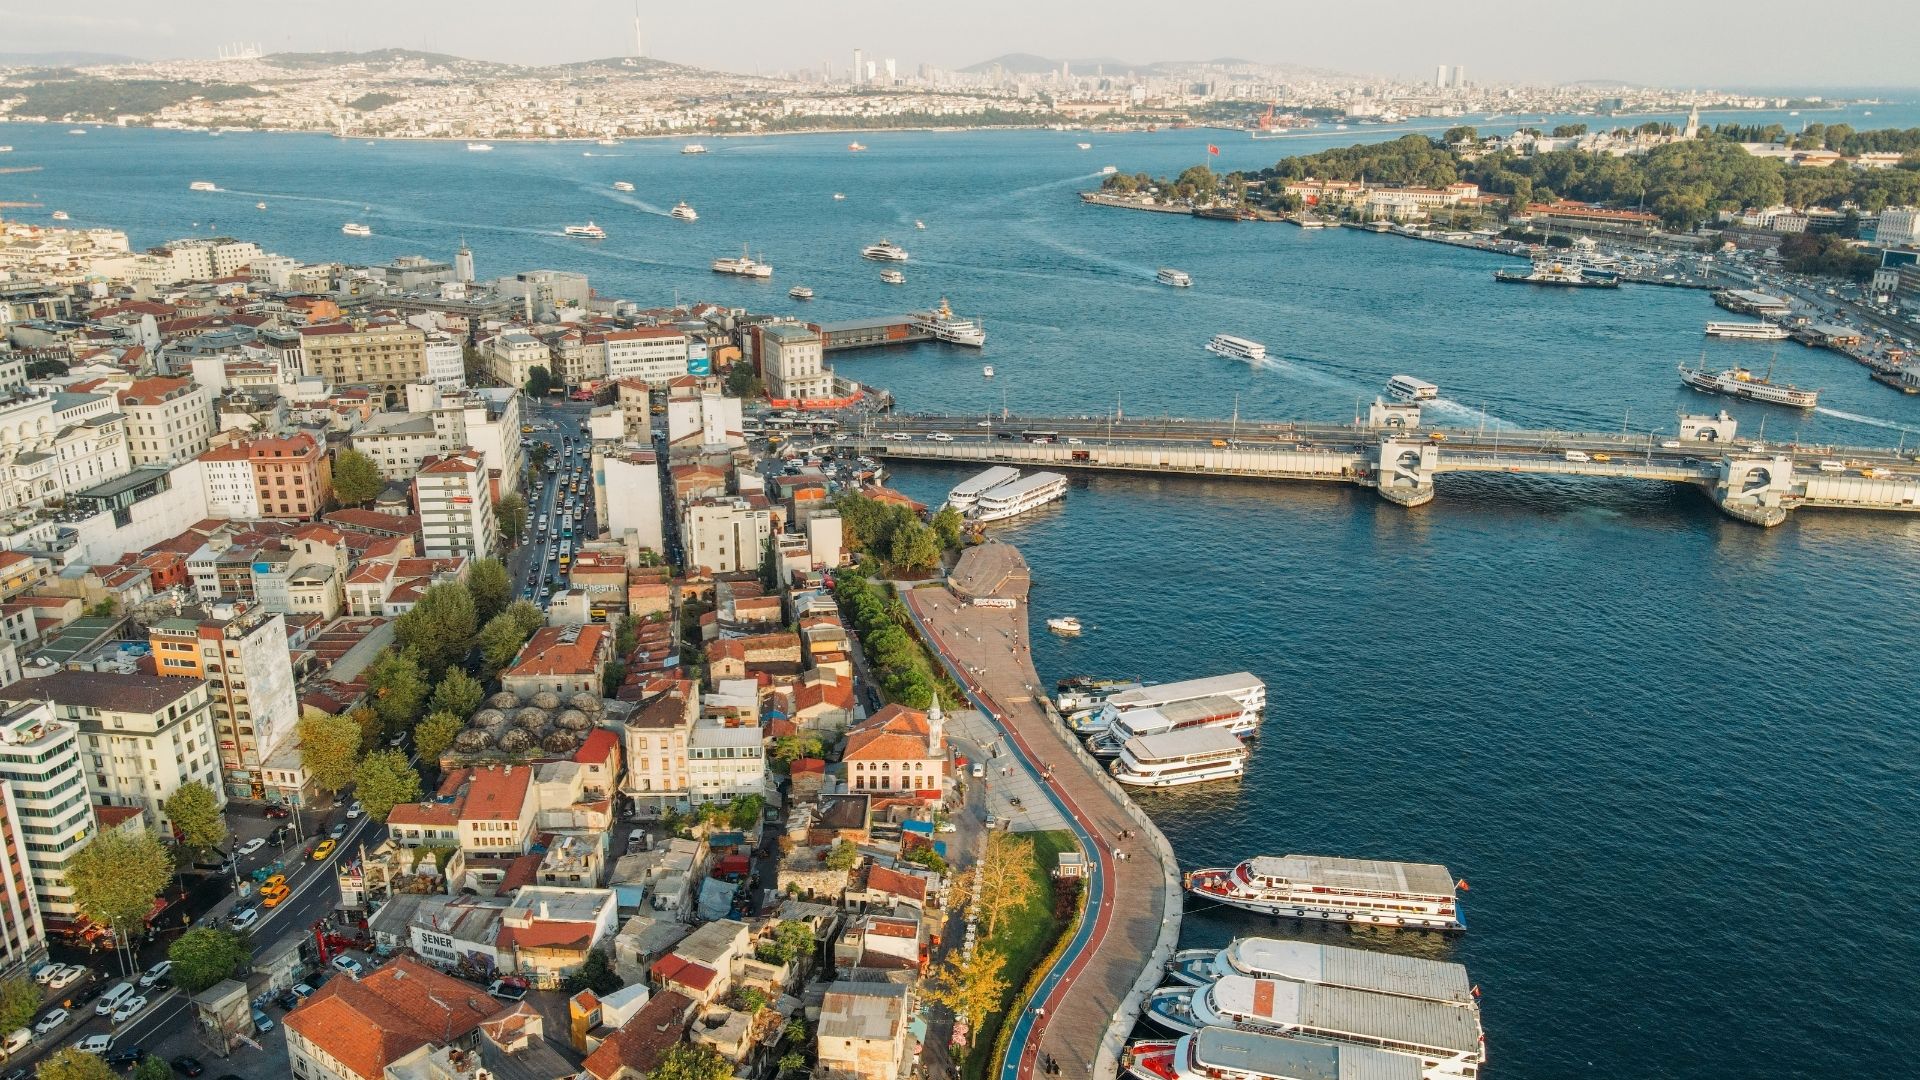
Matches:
[687,721,765,806]
[0,702,91,924]
[197,446,263,519]
[483,333,549,390]
[388,765,537,857]
[423,332,466,392]
[414,450,496,559]
[0,779,44,971]
[204,432,331,520]
[354,385,522,496]
[297,318,429,390]
[621,681,696,810]
[598,448,664,554]
[116,376,216,467]
[601,327,690,385]
[148,602,301,800]
[285,957,504,1080]
[682,496,771,575]
[759,323,832,401]
[149,237,264,281]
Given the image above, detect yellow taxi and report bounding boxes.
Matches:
[262,874,286,892]
[261,884,291,908]
[311,839,336,861]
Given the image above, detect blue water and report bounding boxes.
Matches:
[8,107,1920,1077]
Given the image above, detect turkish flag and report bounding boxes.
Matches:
[1207,144,1219,155]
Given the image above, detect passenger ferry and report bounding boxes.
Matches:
[1078,141,1093,149]
[681,143,709,154]
[971,471,1067,522]
[1386,375,1439,402]
[612,181,635,192]
[1087,693,1262,757]
[947,466,1021,514]
[1678,363,1818,408]
[1205,334,1268,362]
[1492,260,1619,288]
[1109,729,1249,788]
[189,181,217,191]
[341,222,371,236]
[1125,1028,1453,1080]
[564,221,607,239]
[910,298,986,346]
[1056,676,1144,714]
[879,269,906,285]
[1163,938,1475,1007]
[1158,268,1193,288]
[1705,321,1790,340]
[862,239,910,261]
[1081,673,1265,737]
[788,285,814,300]
[1151,977,1485,1076]
[596,138,621,146]
[670,202,698,221]
[466,142,494,152]
[712,247,773,278]
[1185,854,1464,930]
[833,192,847,200]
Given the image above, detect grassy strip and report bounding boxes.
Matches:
[966,830,1081,1080]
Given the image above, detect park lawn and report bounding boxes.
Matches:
[964,829,1081,1080]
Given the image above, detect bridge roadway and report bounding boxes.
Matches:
[844,415,1920,527]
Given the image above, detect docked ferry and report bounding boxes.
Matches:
[910,298,986,346]
[1124,1028,1464,1080]
[1136,980,1485,1076]
[712,247,773,278]
[1163,938,1475,1008]
[1081,673,1266,737]
[564,221,607,239]
[1109,729,1249,788]
[861,239,910,261]
[1158,268,1193,287]
[1185,855,1463,930]
[1705,321,1789,340]
[1088,693,1261,757]
[970,471,1067,522]
[947,466,1021,514]
[1056,676,1145,714]
[1492,260,1619,288]
[1678,363,1819,408]
[1205,334,1267,362]
[1386,375,1439,402]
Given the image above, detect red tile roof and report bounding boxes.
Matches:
[505,624,610,678]
[283,957,501,1080]
[581,990,694,1080]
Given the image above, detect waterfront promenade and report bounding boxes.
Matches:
[903,545,1181,1080]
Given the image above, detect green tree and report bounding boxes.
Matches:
[754,919,815,965]
[0,975,38,1034]
[724,364,763,400]
[770,733,823,767]
[1442,125,1479,145]
[651,1043,732,1080]
[67,830,173,965]
[130,1058,171,1080]
[299,711,363,793]
[414,710,465,764]
[733,986,770,1013]
[167,928,251,992]
[366,649,431,735]
[430,668,485,720]
[34,1048,119,1080]
[330,448,386,507]
[919,947,1008,1048]
[496,492,528,548]
[824,839,858,871]
[561,947,624,994]
[602,659,627,698]
[525,365,554,398]
[778,1051,807,1076]
[904,846,948,874]
[478,602,545,676]
[930,505,964,550]
[353,750,421,821]
[887,520,940,573]
[466,559,511,623]
[164,780,226,853]
[394,583,478,679]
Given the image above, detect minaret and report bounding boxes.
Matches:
[926,696,944,751]
[633,2,645,58]
[454,238,474,283]
[1683,103,1700,140]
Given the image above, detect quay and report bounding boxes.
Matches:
[1078,191,1195,215]
[902,544,1181,1080]
[849,407,1920,527]
[816,315,933,353]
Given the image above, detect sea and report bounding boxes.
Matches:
[6,98,1919,1077]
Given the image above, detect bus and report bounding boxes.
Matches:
[1021,430,1060,444]
[562,517,574,539]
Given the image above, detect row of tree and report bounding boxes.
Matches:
[832,570,948,710]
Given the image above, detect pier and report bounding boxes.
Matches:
[903,545,1181,1080]
[816,315,933,353]
[850,407,1920,527]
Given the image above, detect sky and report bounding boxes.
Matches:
[2,0,1916,89]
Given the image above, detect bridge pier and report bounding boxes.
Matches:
[1711,455,1796,527]
[1374,437,1437,509]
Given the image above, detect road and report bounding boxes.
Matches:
[512,399,596,605]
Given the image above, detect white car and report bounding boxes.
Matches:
[74,1033,112,1055]
[936,821,958,834]
[883,432,912,441]
[46,965,85,990]
[237,838,266,856]
[1066,437,1084,446]
[111,995,148,1025]
[33,1009,67,1036]
[229,907,260,931]
[927,432,954,442]
[1659,440,1681,449]
[331,955,366,978]
[975,420,991,428]
[138,960,172,988]
[346,801,363,819]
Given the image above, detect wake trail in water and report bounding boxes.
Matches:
[1248,353,1367,391]
[1815,407,1920,434]
[593,189,669,216]
[210,188,380,210]
[1015,226,1157,281]
[1426,397,1512,429]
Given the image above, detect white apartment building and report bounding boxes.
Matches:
[356,385,521,495]
[197,452,261,519]
[424,332,467,392]
[687,721,765,805]
[665,387,745,449]
[484,332,550,389]
[415,449,496,559]
[8,671,224,834]
[1877,207,1920,248]
[622,683,695,810]
[601,328,689,385]
[0,701,93,922]
[149,603,302,800]
[0,388,131,513]
[152,237,264,281]
[682,496,771,575]
[598,448,664,554]
[759,323,832,401]
[116,376,215,467]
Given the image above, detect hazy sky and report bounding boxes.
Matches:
[3,0,1915,88]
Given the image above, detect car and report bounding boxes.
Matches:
[1066,437,1084,445]
[46,965,85,990]
[33,1009,67,1036]
[150,978,174,993]
[1563,450,1591,463]
[229,907,260,930]
[1659,440,1682,449]
[3,1066,29,1080]
[112,996,148,1024]
[263,805,291,819]
[171,1056,206,1077]
[328,823,347,839]
[346,801,363,820]
[1591,452,1612,463]
[237,838,266,856]
[486,978,528,1002]
[74,1033,112,1055]
[70,982,108,1005]
[312,839,336,861]
[261,874,286,891]
[937,820,958,834]
[290,983,315,998]
[983,814,999,829]
[927,431,954,442]
[1,1029,28,1057]
[138,961,172,988]
[331,956,365,978]
[262,887,290,908]
[96,983,135,1015]
[274,989,301,1010]
[883,432,911,441]
[30,963,57,985]
[250,1008,274,1034]
[105,1049,145,1070]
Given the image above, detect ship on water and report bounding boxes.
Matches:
[1206,334,1267,362]
[970,471,1067,522]
[669,202,698,221]
[189,181,217,191]
[1109,728,1249,788]
[1158,268,1193,288]
[909,298,985,346]
[612,181,635,192]
[564,221,606,239]
[341,222,370,236]
[1705,321,1790,340]
[1493,260,1619,288]
[1185,854,1464,930]
[861,239,909,261]
[712,248,773,277]
[681,143,708,154]
[1678,362,1819,408]
[1124,1028,1465,1080]
[1163,937,1476,1006]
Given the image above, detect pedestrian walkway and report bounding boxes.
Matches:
[944,708,1069,833]
[905,554,1181,1080]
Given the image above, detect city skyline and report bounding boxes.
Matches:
[2,0,1917,89]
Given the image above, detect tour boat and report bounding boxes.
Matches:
[1080,674,1265,737]
[862,239,910,261]
[670,202,698,221]
[67,128,87,135]
[1141,979,1486,1076]
[1158,268,1192,288]
[1087,692,1263,757]
[1184,854,1465,930]
[848,142,867,152]
[1386,375,1439,402]
[1206,334,1267,362]
[564,221,607,239]
[51,211,69,221]
[970,471,1067,522]
[1678,362,1818,408]
[1125,1018,1478,1080]
[613,181,635,191]
[466,142,493,152]
[1109,729,1249,788]
[879,269,905,285]
[1078,141,1093,149]
[1046,616,1083,636]
[341,223,371,236]
[832,192,847,200]
[1704,321,1789,340]
[947,466,1021,514]
[1162,937,1476,1008]
[682,143,708,154]
[910,298,985,346]
[1056,677,1145,714]
[1102,165,1119,174]
[712,247,773,277]
[189,181,217,191]
[0,146,12,152]
[789,285,814,300]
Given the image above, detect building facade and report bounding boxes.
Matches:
[117,376,216,467]
[149,603,301,800]
[760,323,832,401]
[415,450,497,559]
[0,702,91,924]
[297,318,429,392]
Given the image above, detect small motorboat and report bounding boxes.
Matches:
[832,192,846,201]
[255,201,267,210]
[1046,616,1083,636]
[914,220,925,230]
[880,269,905,285]
[983,365,995,378]
[613,181,635,191]
[669,201,697,221]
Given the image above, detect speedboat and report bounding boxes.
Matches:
[880,269,905,285]
[1047,616,1083,636]
[466,142,493,152]
[681,143,708,154]
[848,142,867,152]
[564,221,607,239]
[596,138,620,146]
[914,220,925,230]
[255,202,267,210]
[51,211,69,221]
[1102,165,1118,174]
[862,239,909,261]
[189,181,217,191]
[341,222,371,236]
[1077,142,1092,149]
[612,181,635,191]
[670,202,697,221]
[832,192,846,200]
[983,365,995,378]
[0,146,12,152]
[789,286,814,300]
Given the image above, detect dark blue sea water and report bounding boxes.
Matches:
[6,104,1919,1077]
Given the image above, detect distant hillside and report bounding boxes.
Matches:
[960,52,1351,79]
[0,51,140,67]
[263,48,503,73]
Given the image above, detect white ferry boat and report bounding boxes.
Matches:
[880,269,905,285]
[1087,693,1261,757]
[862,239,910,261]
[1386,375,1439,402]
[1102,165,1119,174]
[1081,673,1266,737]
[564,221,607,239]
[971,471,1067,522]
[0,146,12,152]
[1158,268,1193,287]
[915,220,926,229]
[341,222,371,236]
[1678,363,1818,408]
[670,202,698,221]
[947,466,1021,514]
[681,143,709,154]
[1125,1028,1455,1080]
[1056,676,1145,714]
[1078,141,1093,149]
[1163,938,1475,1006]
[1110,729,1249,788]
[612,181,635,192]
[255,202,267,210]
[51,211,70,221]
[788,285,814,300]
[833,192,847,200]
[1705,321,1790,340]
[712,247,773,278]
[1206,334,1268,362]
[1185,855,1464,930]
[596,138,620,146]
[1046,616,1083,636]
[466,142,493,152]
[189,181,217,191]
[910,298,986,346]
[1152,977,1486,1076]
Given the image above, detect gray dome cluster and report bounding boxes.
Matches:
[449,686,598,758]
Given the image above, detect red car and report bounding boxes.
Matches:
[264,806,291,819]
